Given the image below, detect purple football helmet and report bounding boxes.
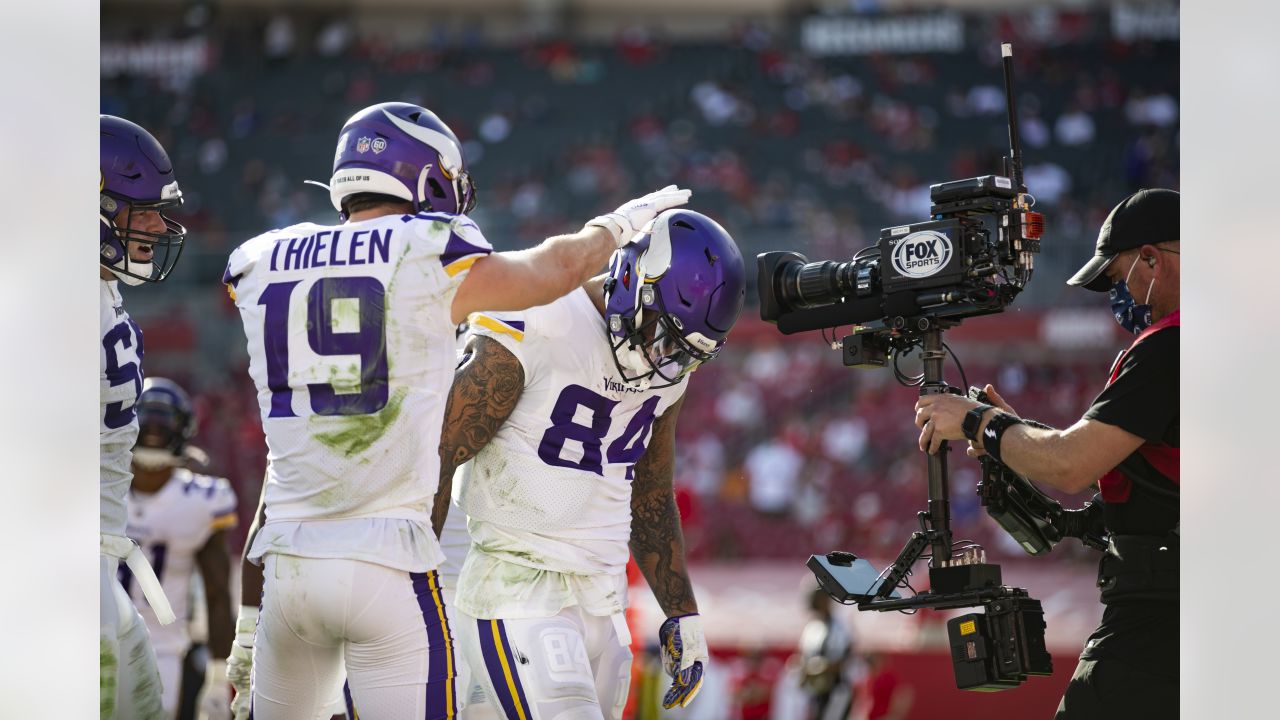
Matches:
[603,209,746,388]
[135,377,196,455]
[327,102,477,219]
[100,115,186,284]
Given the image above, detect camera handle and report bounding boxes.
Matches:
[871,328,957,599]
[920,329,955,567]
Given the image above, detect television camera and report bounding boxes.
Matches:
[758,44,1105,691]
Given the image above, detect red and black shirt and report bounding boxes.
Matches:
[1082,310,1179,536]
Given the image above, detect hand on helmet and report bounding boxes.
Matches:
[659,614,708,709]
[587,185,691,248]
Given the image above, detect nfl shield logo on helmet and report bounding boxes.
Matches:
[356,137,372,153]
[371,138,387,154]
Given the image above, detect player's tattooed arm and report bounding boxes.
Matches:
[629,395,699,617]
[435,335,525,537]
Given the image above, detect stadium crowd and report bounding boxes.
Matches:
[103,11,1178,308]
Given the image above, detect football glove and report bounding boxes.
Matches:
[196,658,232,720]
[658,614,708,709]
[586,185,692,248]
[227,605,258,720]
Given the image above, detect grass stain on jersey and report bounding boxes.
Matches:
[101,638,117,719]
[128,636,165,720]
[325,362,361,396]
[473,541,548,569]
[312,387,408,457]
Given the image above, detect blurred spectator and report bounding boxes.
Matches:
[851,652,913,720]
[1126,90,1178,127]
[316,19,353,58]
[798,587,854,720]
[821,416,868,465]
[1023,161,1072,205]
[1055,104,1096,146]
[263,15,295,60]
[731,646,780,720]
[746,438,804,517]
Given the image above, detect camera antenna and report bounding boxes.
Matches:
[1001,43,1025,193]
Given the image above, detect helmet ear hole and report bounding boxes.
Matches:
[428,177,448,200]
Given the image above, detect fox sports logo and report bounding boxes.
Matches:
[891,230,952,278]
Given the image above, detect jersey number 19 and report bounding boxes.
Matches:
[259,276,389,418]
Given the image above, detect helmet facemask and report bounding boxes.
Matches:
[606,281,720,390]
[100,189,186,285]
[602,208,743,390]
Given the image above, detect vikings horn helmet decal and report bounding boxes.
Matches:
[326,102,477,219]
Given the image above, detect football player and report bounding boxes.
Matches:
[222,101,689,720]
[438,209,746,719]
[123,378,238,720]
[100,114,187,719]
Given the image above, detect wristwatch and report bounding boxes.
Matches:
[962,404,995,442]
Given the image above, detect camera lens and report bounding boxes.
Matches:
[782,260,858,309]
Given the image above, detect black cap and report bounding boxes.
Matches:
[1067,188,1179,292]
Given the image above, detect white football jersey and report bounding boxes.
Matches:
[436,473,471,599]
[101,279,145,538]
[122,469,238,654]
[456,288,687,619]
[227,211,491,572]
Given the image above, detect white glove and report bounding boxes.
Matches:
[587,185,692,248]
[227,605,258,720]
[658,614,708,709]
[197,659,232,720]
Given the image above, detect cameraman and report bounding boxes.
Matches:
[913,188,1179,719]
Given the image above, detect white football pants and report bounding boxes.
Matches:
[101,555,166,720]
[252,555,457,720]
[457,607,632,720]
[155,649,183,720]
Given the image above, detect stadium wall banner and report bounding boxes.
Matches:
[101,38,210,79]
[800,13,964,56]
[1111,1,1180,42]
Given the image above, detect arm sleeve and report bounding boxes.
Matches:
[222,234,276,303]
[207,477,240,532]
[439,214,493,289]
[466,310,531,373]
[1083,327,1178,444]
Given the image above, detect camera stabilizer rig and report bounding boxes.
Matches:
[805,335,1061,692]
[756,44,1100,691]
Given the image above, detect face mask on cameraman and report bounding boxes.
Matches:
[1109,254,1156,335]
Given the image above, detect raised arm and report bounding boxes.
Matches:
[450,185,690,324]
[628,395,697,617]
[435,335,525,536]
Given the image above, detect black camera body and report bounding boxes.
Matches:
[757,173,1042,350]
